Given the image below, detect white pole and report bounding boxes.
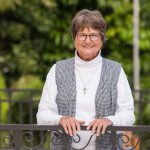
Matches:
[133,0,140,97]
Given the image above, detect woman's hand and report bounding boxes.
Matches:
[87,118,112,136]
[59,116,85,136]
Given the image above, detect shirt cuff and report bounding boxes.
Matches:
[56,115,63,125]
[104,116,116,125]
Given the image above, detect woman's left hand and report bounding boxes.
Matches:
[87,118,112,136]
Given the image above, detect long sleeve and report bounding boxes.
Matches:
[105,67,135,126]
[36,64,62,125]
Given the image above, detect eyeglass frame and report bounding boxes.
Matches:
[76,32,100,42]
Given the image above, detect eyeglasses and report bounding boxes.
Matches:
[76,33,100,42]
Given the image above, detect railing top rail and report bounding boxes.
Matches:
[0,88,150,92]
[0,88,41,92]
[0,124,150,132]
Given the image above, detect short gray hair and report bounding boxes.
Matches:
[71,9,107,44]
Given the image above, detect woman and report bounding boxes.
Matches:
[37,9,135,150]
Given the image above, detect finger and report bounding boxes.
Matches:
[91,122,98,134]
[66,123,73,136]
[70,121,77,135]
[75,120,81,131]
[62,123,69,134]
[96,124,103,136]
[87,120,95,130]
[102,124,107,134]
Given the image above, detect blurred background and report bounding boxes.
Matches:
[0,0,150,125]
[0,0,150,149]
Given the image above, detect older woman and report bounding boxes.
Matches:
[37,9,135,150]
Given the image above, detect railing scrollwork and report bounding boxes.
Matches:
[2,131,14,146]
[116,133,140,150]
[0,125,150,150]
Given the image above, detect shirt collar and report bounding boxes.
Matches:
[75,50,102,68]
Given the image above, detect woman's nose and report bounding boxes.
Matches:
[85,35,91,43]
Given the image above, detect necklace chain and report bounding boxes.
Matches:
[75,66,99,94]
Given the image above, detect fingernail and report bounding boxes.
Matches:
[102,132,105,134]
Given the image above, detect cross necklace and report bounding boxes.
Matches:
[75,66,99,95]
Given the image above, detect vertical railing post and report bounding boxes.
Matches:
[111,130,117,150]
[138,90,142,125]
[29,92,34,124]
[62,132,69,150]
[14,130,21,150]
[19,102,23,124]
[0,101,1,123]
[8,89,12,123]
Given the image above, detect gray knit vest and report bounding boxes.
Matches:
[51,57,121,150]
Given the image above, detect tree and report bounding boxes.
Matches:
[0,0,149,89]
[0,0,21,11]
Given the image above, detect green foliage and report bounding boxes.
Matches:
[12,74,43,100]
[103,0,133,78]
[6,75,42,124]
[0,0,21,11]
[0,72,8,123]
[13,74,43,89]
[0,71,6,88]
[0,0,149,89]
[12,74,42,102]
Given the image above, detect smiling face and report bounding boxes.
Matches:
[74,27,102,61]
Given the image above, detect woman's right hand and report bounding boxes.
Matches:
[59,116,85,136]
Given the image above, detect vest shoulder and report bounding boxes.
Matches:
[102,57,121,67]
[56,57,74,65]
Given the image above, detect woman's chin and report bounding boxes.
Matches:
[81,55,96,61]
